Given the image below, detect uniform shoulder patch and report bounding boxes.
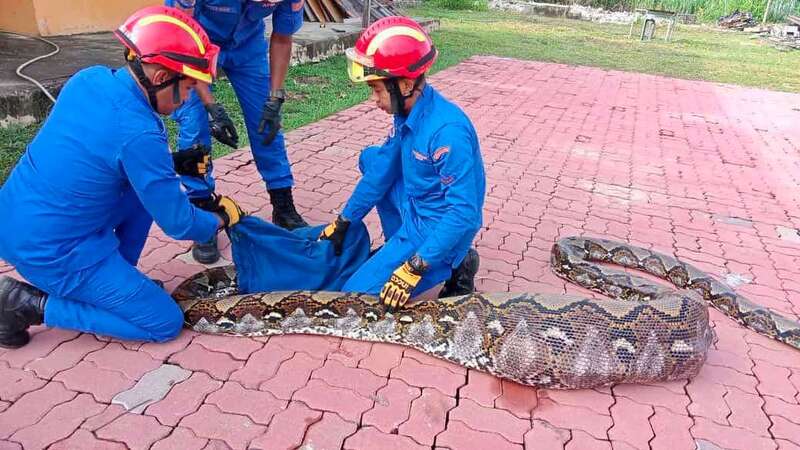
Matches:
[432,146,450,161]
[412,149,429,161]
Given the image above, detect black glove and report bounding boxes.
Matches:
[318,215,351,256]
[206,103,239,148]
[257,97,284,146]
[172,144,211,177]
[191,194,246,228]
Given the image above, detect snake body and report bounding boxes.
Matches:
[171,236,800,389]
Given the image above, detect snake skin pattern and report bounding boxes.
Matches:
[171,236,800,389]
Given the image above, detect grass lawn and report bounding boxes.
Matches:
[2,6,798,184]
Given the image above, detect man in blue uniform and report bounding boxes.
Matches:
[168,0,309,265]
[319,17,485,309]
[0,6,245,348]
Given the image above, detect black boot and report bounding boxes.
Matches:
[0,276,47,349]
[192,233,220,265]
[269,187,308,230]
[438,248,480,298]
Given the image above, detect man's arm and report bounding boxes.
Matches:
[269,0,304,92]
[119,132,222,242]
[194,81,215,106]
[341,139,402,223]
[269,33,292,93]
[414,126,483,266]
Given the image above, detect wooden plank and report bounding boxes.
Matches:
[334,0,359,18]
[321,0,344,22]
[788,15,800,26]
[303,1,315,21]
[306,0,328,24]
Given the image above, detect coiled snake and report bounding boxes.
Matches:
[171,236,800,389]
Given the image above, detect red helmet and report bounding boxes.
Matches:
[114,6,219,84]
[346,16,437,83]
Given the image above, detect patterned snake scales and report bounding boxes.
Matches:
[172,236,800,389]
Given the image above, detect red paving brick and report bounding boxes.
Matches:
[8,393,104,450]
[204,381,287,426]
[168,343,244,381]
[301,412,358,450]
[249,401,322,450]
[459,369,503,408]
[390,355,466,396]
[362,378,420,433]
[151,427,208,450]
[0,381,76,439]
[524,420,571,450]
[649,406,694,450]
[293,378,374,422]
[49,429,127,450]
[179,404,267,450]
[95,413,172,450]
[52,360,134,403]
[145,371,223,427]
[2,56,800,448]
[311,359,388,397]
[0,363,47,402]
[607,397,654,450]
[398,387,456,445]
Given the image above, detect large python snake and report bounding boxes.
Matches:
[171,236,800,389]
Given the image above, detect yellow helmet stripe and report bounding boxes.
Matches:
[182,64,212,83]
[138,14,205,55]
[366,26,427,56]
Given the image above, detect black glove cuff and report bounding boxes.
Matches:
[407,255,429,274]
[190,195,218,211]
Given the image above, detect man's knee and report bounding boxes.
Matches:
[147,303,184,342]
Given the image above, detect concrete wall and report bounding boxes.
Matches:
[0,0,39,35]
[0,0,157,36]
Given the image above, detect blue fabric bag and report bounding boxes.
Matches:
[228,216,371,294]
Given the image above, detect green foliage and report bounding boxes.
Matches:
[578,0,797,22]
[0,124,36,185]
[428,0,490,11]
[644,0,797,22]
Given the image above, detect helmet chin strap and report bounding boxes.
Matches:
[384,75,425,116]
[127,50,183,111]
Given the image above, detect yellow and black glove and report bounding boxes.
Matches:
[318,215,350,256]
[192,194,246,229]
[380,256,428,310]
[172,144,211,177]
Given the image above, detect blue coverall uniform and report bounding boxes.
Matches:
[167,0,304,198]
[0,67,220,342]
[341,85,486,296]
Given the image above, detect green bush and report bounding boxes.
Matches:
[649,0,797,22]
[428,0,489,11]
[580,0,798,22]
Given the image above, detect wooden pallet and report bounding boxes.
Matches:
[302,0,403,22]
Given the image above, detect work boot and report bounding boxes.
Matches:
[0,276,48,349]
[438,248,480,298]
[269,187,308,230]
[192,234,220,265]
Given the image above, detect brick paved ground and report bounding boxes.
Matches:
[1,56,800,449]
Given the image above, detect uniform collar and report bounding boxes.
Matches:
[399,83,433,132]
[114,66,155,113]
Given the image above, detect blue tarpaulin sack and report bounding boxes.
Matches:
[228,216,371,294]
